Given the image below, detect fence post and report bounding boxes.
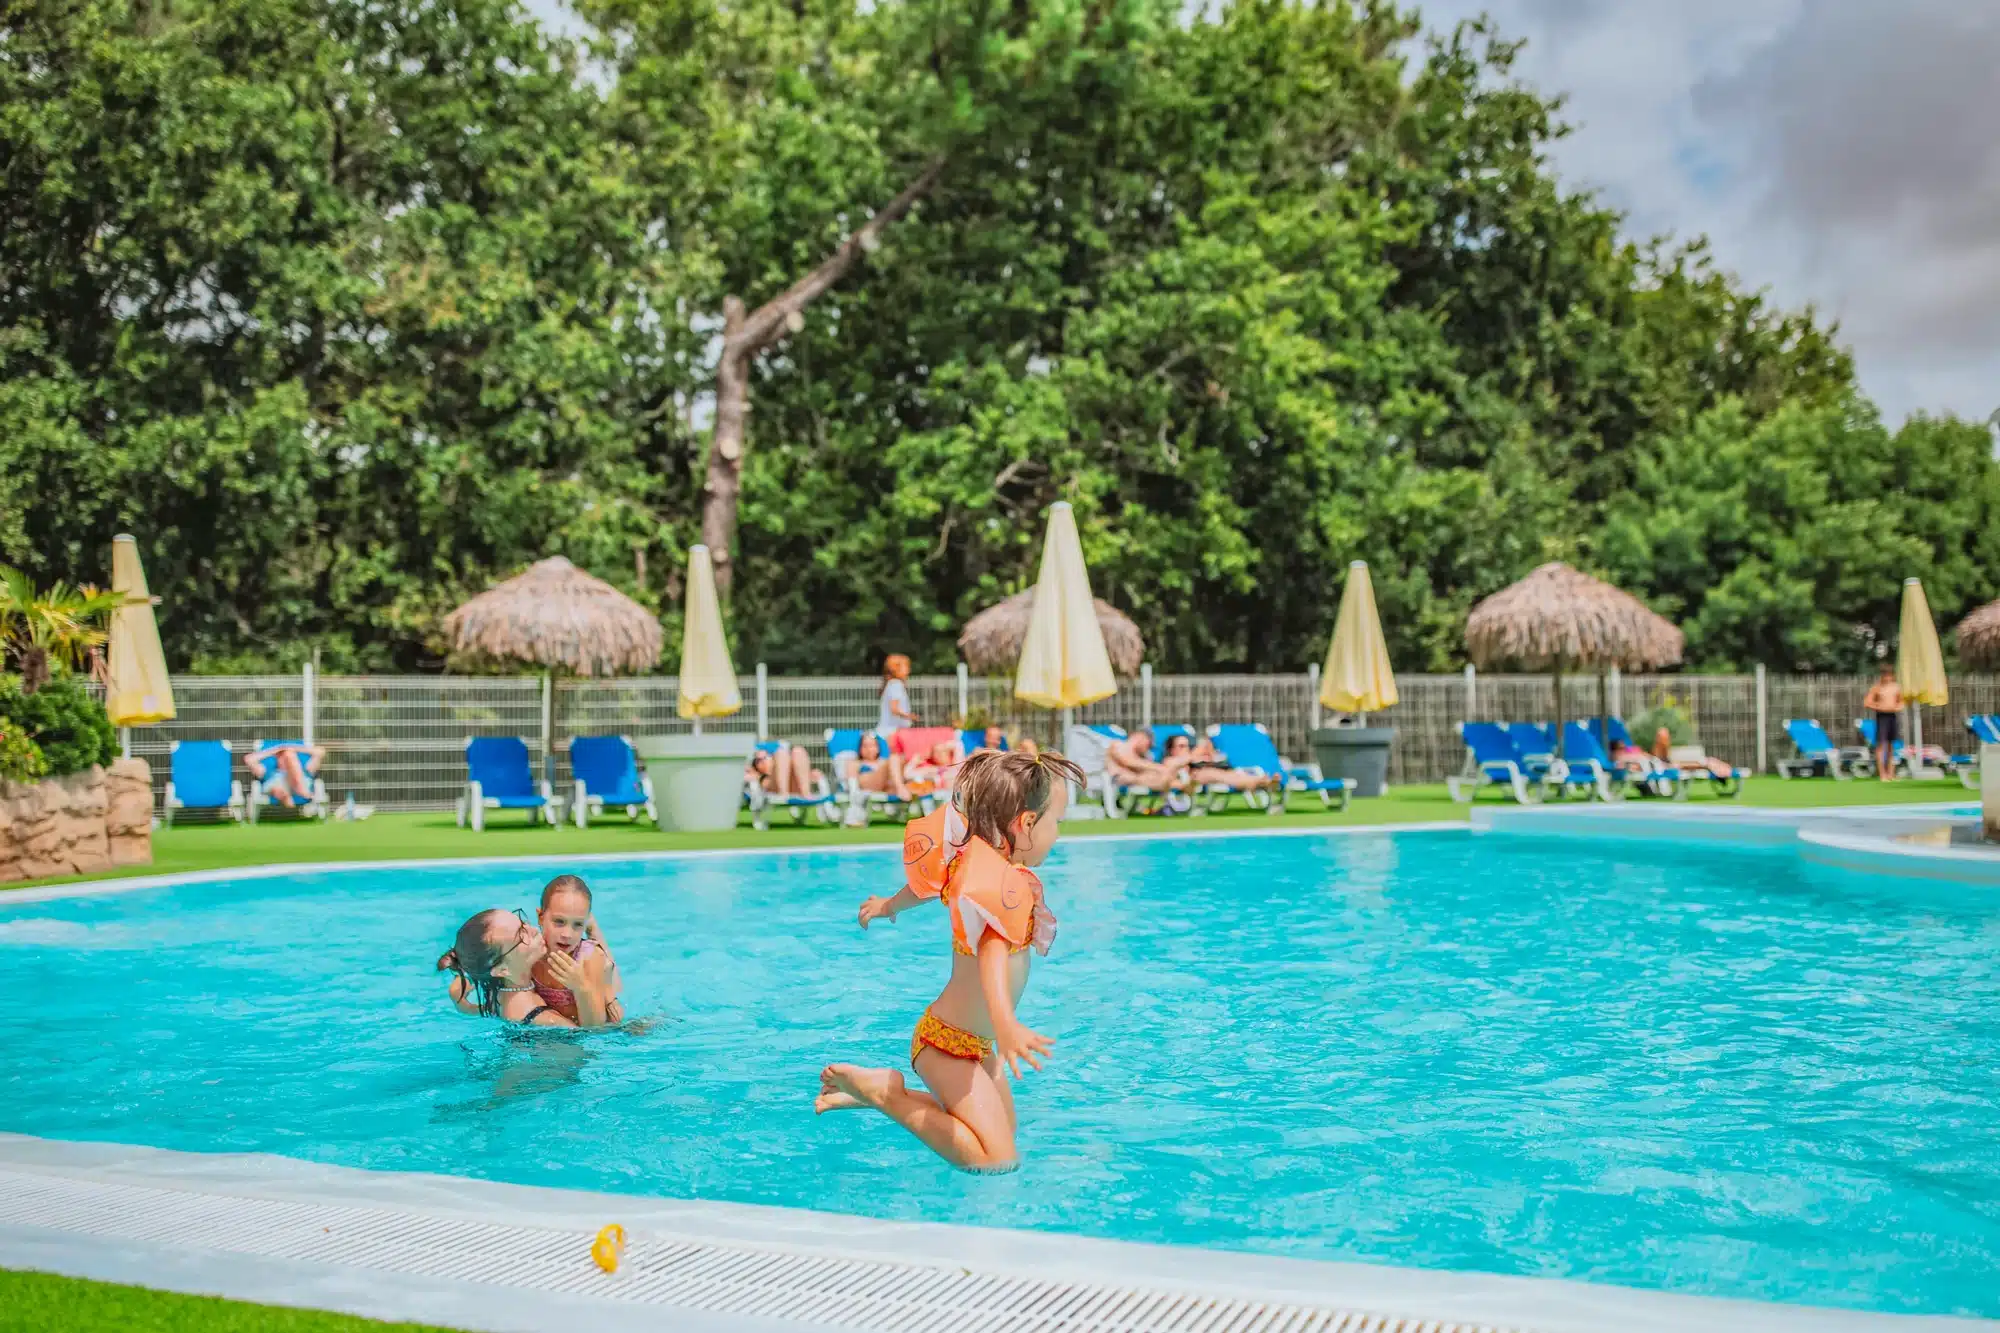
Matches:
[1607,666,1621,724]
[302,661,316,746]
[540,672,553,780]
[1308,663,1321,731]
[1464,664,1476,720]
[756,662,769,740]
[1755,663,1768,773]
[1140,664,1153,730]
[956,662,969,723]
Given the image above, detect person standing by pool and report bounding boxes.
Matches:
[818,749,1084,1173]
[437,908,611,1027]
[877,653,916,738]
[1863,663,1904,781]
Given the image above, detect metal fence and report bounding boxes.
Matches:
[112,668,2000,812]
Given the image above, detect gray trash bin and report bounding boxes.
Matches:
[1310,726,1395,798]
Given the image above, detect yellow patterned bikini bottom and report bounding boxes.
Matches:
[910,1009,992,1068]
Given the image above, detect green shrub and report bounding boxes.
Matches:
[0,672,115,776]
[0,723,47,785]
[1629,696,1697,749]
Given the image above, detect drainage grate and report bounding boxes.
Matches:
[0,1167,1521,1333]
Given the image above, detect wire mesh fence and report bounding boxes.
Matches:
[105,669,2000,811]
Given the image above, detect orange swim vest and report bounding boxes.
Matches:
[943,835,1055,957]
[902,804,967,901]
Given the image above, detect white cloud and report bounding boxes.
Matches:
[1416,0,2000,424]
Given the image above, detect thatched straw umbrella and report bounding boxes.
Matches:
[1956,597,2000,669]
[1465,562,1684,757]
[443,557,662,676]
[959,589,1145,678]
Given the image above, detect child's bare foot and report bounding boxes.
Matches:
[820,1062,904,1113]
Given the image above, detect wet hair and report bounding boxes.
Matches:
[954,748,1085,855]
[540,873,592,911]
[435,908,518,1018]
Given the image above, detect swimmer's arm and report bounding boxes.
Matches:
[859,885,927,929]
[978,931,1051,1077]
[447,975,480,1015]
[571,954,612,1027]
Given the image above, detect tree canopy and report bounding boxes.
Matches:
[3,0,1994,675]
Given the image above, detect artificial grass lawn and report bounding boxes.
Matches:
[3,774,1973,893]
[0,1269,463,1333]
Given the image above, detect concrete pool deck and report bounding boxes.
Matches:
[1473,797,2000,887]
[2,1135,1991,1333]
[6,815,1998,1331]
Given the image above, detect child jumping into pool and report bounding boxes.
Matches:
[817,748,1084,1173]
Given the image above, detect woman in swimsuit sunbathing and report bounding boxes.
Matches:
[1162,734,1278,793]
[842,732,914,804]
[437,908,612,1027]
[747,743,823,798]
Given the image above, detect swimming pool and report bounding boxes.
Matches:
[2,829,1995,1319]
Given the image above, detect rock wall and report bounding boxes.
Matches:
[106,758,155,867]
[0,759,152,883]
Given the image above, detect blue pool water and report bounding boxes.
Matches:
[3,830,1997,1317]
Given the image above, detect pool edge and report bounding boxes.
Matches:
[0,1134,1986,1333]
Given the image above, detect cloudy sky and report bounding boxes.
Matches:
[528,0,1996,424]
[1413,0,2000,425]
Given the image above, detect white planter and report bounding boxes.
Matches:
[635,734,754,832]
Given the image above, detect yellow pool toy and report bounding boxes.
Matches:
[591,1223,626,1273]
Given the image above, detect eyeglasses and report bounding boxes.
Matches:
[493,908,536,971]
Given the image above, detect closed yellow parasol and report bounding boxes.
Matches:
[1898,577,1947,706]
[1014,502,1117,710]
[677,544,742,722]
[1320,561,1397,716]
[105,535,174,725]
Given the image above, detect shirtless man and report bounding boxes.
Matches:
[1104,726,1185,793]
[1862,664,1903,781]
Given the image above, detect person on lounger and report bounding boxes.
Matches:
[841,732,914,807]
[245,742,325,807]
[1105,727,1186,793]
[1162,733,1276,793]
[747,743,823,798]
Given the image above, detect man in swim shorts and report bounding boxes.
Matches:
[1862,664,1903,781]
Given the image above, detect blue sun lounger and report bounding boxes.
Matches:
[1574,719,1680,798]
[1207,723,1352,812]
[457,736,558,830]
[164,739,245,827]
[1506,722,1610,801]
[568,735,657,828]
[1778,719,1871,779]
[1447,723,1535,804]
[743,739,836,830]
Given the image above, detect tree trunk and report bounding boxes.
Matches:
[698,157,947,598]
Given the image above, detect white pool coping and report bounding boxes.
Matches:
[2,1135,1986,1333]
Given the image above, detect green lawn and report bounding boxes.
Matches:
[0,1269,463,1333]
[3,774,1971,892]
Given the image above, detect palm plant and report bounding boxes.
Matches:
[0,567,122,693]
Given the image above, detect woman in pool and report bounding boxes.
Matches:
[818,748,1085,1173]
[437,905,612,1027]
